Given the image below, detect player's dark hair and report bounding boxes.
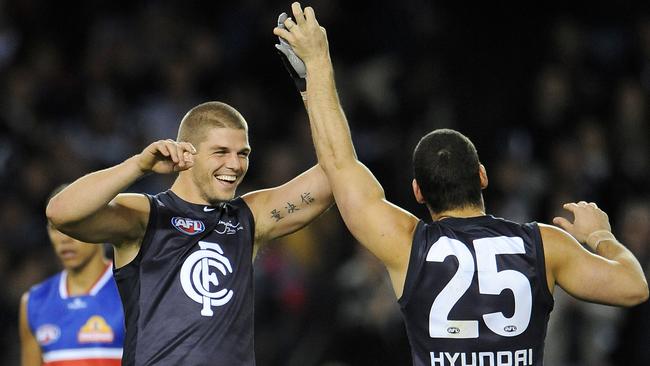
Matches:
[177,101,248,147]
[412,129,482,214]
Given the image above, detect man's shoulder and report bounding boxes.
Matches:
[27,271,63,302]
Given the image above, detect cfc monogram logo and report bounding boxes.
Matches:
[180,241,234,316]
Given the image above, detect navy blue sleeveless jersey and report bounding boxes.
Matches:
[399,216,554,366]
[114,190,256,365]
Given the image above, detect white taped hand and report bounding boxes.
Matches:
[276,12,307,78]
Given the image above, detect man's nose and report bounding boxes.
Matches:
[225,153,242,171]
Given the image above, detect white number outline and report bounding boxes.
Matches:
[426,236,532,338]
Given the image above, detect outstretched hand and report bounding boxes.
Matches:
[136,139,197,174]
[553,201,612,249]
[273,2,329,66]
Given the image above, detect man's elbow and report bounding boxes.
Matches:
[622,280,649,307]
[635,280,649,304]
[45,196,72,229]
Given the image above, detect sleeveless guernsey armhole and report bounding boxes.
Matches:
[231,197,256,237]
[25,290,35,334]
[113,193,157,278]
[530,222,555,309]
[398,220,427,307]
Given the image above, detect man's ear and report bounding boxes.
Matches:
[412,179,426,204]
[479,163,488,190]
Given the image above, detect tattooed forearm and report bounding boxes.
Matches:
[285,202,299,214]
[270,209,283,222]
[300,192,315,205]
[271,193,317,221]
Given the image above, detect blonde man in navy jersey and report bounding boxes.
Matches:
[274,3,649,365]
[46,102,333,365]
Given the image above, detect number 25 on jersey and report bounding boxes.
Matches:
[427,236,533,339]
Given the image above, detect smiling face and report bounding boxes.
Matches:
[48,224,103,272]
[175,101,252,204]
[191,127,251,203]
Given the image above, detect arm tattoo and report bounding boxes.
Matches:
[300,192,315,205]
[285,202,299,214]
[270,209,284,222]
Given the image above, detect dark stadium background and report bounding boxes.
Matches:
[1,0,648,364]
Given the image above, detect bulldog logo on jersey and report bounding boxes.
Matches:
[171,217,205,235]
[78,315,114,343]
[180,241,234,316]
[36,324,60,346]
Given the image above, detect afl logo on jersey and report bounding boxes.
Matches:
[504,325,518,333]
[180,241,234,316]
[36,324,61,346]
[446,326,461,335]
[172,217,205,235]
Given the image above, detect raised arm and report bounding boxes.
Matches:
[543,201,648,306]
[46,140,196,249]
[273,3,419,291]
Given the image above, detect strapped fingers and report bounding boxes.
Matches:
[291,2,306,24]
[284,18,297,31]
[273,27,294,43]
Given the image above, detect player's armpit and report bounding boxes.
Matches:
[49,193,150,247]
[243,165,333,246]
[540,224,649,307]
[19,293,43,366]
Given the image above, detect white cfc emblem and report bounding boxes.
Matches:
[180,241,234,316]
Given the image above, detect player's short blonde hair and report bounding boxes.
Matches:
[177,101,248,146]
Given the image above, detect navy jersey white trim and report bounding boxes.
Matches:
[399,216,553,366]
[114,191,256,366]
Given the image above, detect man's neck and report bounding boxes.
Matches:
[66,255,109,296]
[170,175,208,205]
[431,206,486,221]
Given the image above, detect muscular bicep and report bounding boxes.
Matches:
[51,193,150,245]
[243,165,333,246]
[541,224,641,306]
[330,160,418,271]
[19,294,42,366]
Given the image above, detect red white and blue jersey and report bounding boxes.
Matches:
[27,263,125,366]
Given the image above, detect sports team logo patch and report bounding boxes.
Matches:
[172,217,205,235]
[180,241,234,316]
[78,315,114,343]
[214,220,244,235]
[36,324,60,346]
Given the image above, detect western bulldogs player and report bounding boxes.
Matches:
[20,186,124,366]
[46,101,333,365]
[274,3,649,365]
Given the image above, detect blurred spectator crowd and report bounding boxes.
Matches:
[0,1,648,365]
